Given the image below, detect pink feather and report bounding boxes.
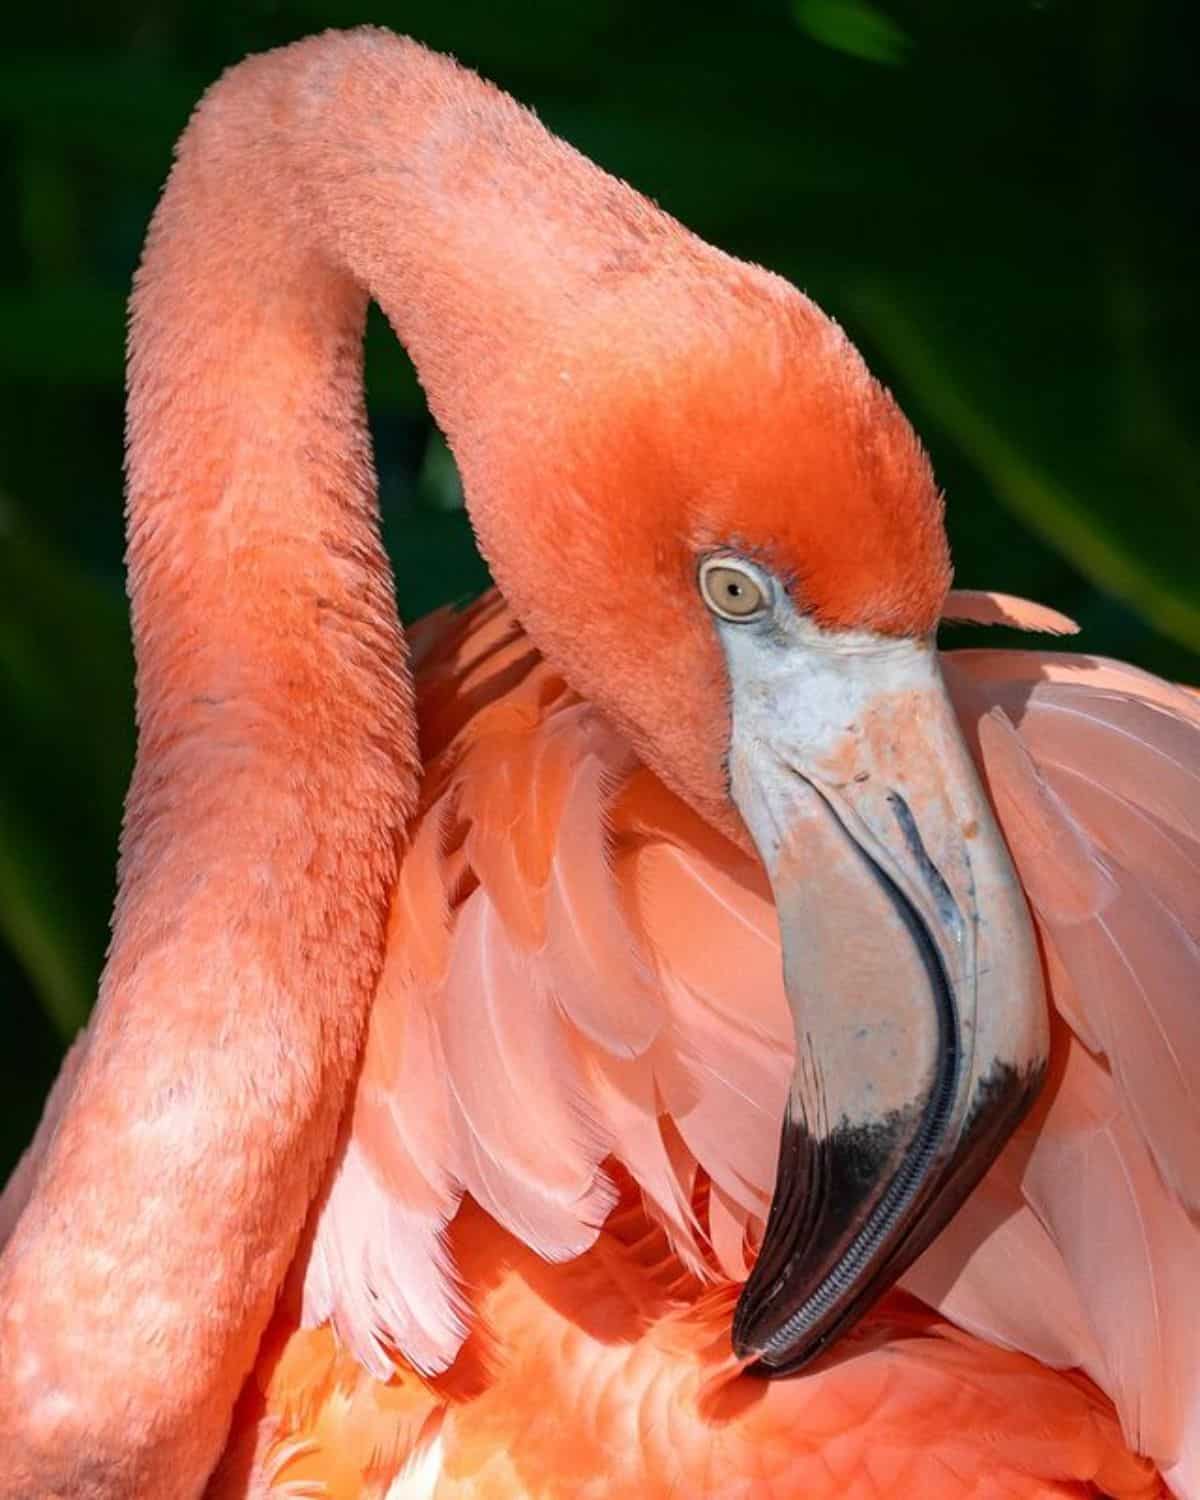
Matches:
[302,602,1200,1489]
[942,589,1080,635]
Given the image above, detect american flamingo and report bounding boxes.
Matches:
[1,28,1196,1500]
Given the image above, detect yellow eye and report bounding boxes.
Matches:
[699,558,770,622]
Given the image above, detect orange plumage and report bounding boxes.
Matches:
[204,590,1192,1499]
[0,29,1196,1500]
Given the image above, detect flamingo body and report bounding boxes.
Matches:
[205,590,1196,1497]
[212,1203,1157,1500]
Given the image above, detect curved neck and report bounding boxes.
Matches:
[128,28,700,570]
[2,30,707,1496]
[127,32,557,700]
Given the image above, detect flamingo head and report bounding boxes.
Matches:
[454,263,1050,1373]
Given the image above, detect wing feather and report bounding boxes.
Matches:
[305,598,1200,1491]
[972,683,1200,1209]
[440,893,611,1216]
[541,712,661,1057]
[942,589,1079,635]
[940,649,1200,1483]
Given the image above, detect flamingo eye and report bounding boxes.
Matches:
[699,557,771,622]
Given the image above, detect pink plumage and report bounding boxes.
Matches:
[287,592,1200,1492]
[1,26,1195,1500]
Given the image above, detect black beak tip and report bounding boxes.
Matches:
[730,1061,1050,1379]
[731,1294,844,1379]
[729,1301,764,1364]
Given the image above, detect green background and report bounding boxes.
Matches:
[1,0,1196,1174]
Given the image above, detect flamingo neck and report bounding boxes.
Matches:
[3,28,703,1496]
[123,26,727,730]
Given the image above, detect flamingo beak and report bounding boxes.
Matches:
[719,623,1048,1374]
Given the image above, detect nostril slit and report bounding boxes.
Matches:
[887,791,963,942]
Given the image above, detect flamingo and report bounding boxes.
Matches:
[0,27,1196,1500]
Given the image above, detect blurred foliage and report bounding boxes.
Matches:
[1,0,1196,1174]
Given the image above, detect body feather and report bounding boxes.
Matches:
[265,592,1200,1495]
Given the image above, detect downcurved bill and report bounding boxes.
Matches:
[725,630,1048,1373]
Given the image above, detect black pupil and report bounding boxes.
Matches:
[727,581,742,597]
